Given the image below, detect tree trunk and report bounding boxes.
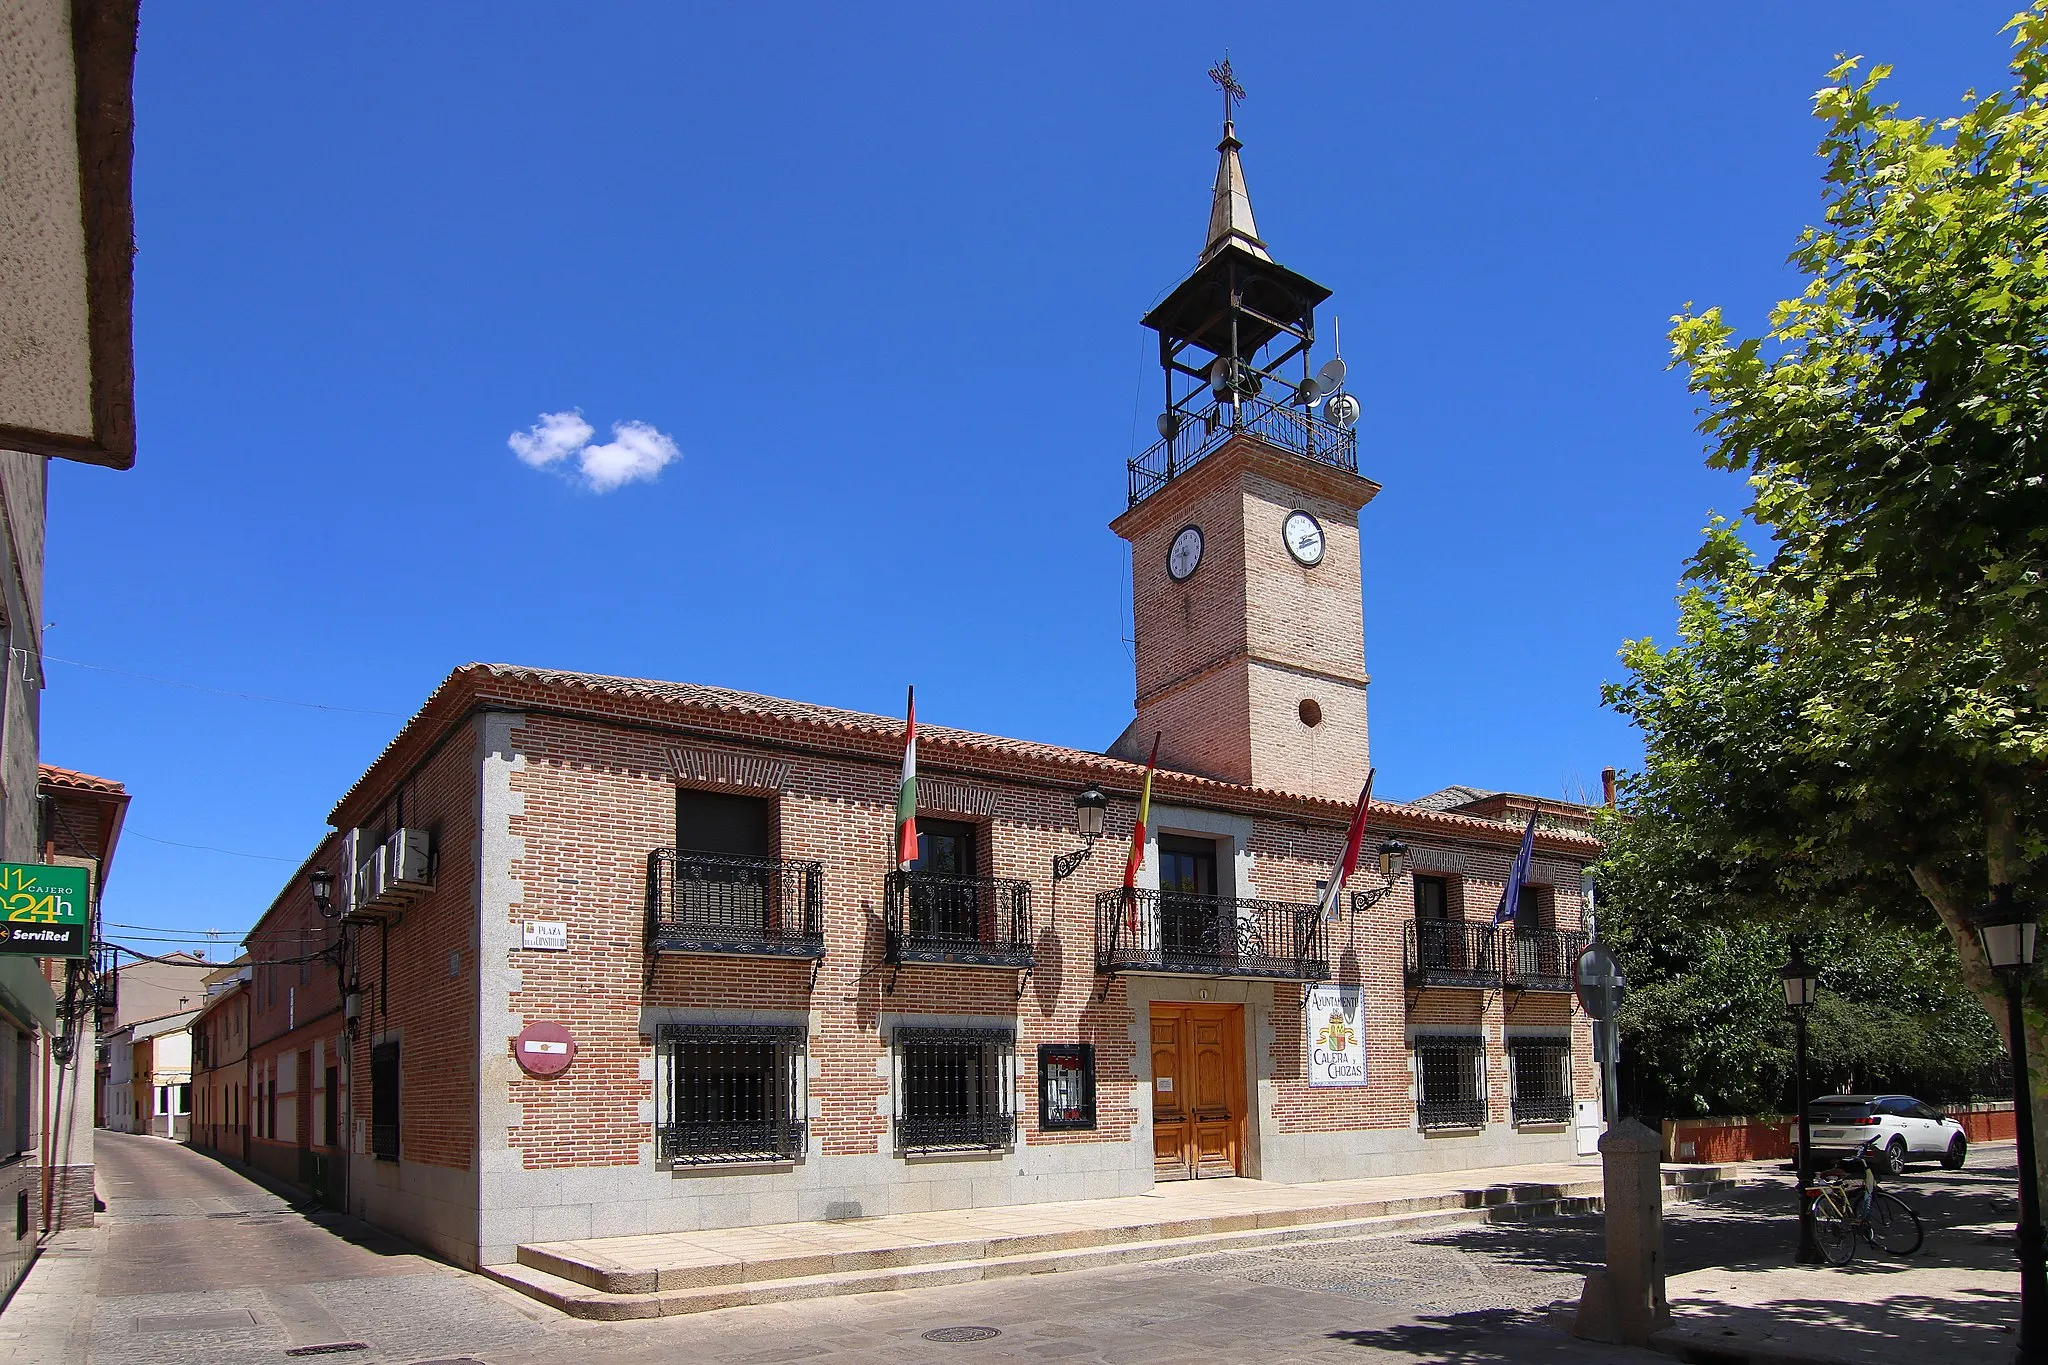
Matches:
[1915,850,2047,1191]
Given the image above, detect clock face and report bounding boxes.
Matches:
[1167,525,1204,581]
[1283,510,1326,567]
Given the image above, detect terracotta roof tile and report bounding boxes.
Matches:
[330,663,1601,854]
[38,764,126,795]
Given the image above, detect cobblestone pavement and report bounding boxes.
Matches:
[18,1132,2021,1364]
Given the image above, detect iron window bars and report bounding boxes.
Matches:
[1508,1037,1573,1126]
[894,1026,1016,1153]
[646,849,825,958]
[1404,918,1506,990]
[370,1040,400,1160]
[1038,1044,1096,1132]
[1506,928,1590,992]
[1414,1034,1487,1130]
[883,872,1035,968]
[1095,888,1329,980]
[656,1023,807,1166]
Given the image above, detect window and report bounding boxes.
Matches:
[1037,1044,1095,1132]
[895,1027,1015,1153]
[267,1078,277,1137]
[1514,884,1554,931]
[669,791,778,937]
[676,790,772,857]
[1158,834,1221,957]
[370,1041,399,1161]
[905,819,982,941]
[1508,1037,1571,1125]
[176,1083,191,1115]
[656,1024,805,1166]
[1414,875,1450,920]
[1414,1035,1486,1129]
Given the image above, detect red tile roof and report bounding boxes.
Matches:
[39,764,126,795]
[330,663,1601,854]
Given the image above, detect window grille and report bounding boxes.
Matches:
[1037,1044,1096,1132]
[895,1027,1016,1152]
[1415,1034,1486,1129]
[656,1024,807,1165]
[370,1040,400,1161]
[1509,1037,1572,1125]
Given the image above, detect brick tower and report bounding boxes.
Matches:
[1110,90,1380,804]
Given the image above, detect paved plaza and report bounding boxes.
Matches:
[0,1130,2023,1364]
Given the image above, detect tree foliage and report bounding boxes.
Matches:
[1602,8,2048,1151]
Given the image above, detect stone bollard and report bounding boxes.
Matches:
[1573,1117,1672,1345]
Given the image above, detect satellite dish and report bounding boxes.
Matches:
[1316,357,1347,394]
[1297,377,1322,407]
[1323,392,1361,429]
[1209,357,1261,402]
[1156,411,1183,440]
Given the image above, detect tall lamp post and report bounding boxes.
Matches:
[1781,943,1823,1264]
[1970,885,2045,1364]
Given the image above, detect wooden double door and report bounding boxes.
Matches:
[1150,1003,1246,1180]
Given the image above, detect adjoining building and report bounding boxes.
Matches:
[189,959,252,1161]
[243,109,1602,1273]
[102,1009,196,1139]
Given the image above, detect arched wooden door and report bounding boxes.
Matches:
[1150,1002,1245,1180]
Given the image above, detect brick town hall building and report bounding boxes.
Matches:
[211,109,1601,1273]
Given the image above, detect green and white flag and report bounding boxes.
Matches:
[895,686,918,870]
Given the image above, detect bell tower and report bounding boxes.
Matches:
[1110,65,1380,804]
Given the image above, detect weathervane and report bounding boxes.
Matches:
[1208,55,1245,126]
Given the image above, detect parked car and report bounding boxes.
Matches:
[1806,1094,1967,1170]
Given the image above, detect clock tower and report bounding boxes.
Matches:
[1110,86,1380,804]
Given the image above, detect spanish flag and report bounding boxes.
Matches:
[895,687,919,871]
[1318,770,1375,924]
[1122,734,1160,929]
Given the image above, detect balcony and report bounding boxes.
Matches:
[1506,928,1589,992]
[883,872,1035,969]
[1096,889,1329,980]
[646,849,825,959]
[1128,395,1358,508]
[1404,919,1504,990]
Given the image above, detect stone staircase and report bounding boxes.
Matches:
[485,1163,1744,1320]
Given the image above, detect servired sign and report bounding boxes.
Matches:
[0,863,91,959]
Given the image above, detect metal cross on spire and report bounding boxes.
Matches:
[1208,56,1245,126]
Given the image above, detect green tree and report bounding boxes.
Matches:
[1608,7,2048,1171]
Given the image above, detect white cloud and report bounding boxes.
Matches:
[507,410,680,492]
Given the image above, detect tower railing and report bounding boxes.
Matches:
[1129,395,1357,507]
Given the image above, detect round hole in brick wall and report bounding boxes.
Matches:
[1298,698,1323,727]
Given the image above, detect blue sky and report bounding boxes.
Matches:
[53,1,2026,953]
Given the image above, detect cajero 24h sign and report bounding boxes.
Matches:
[0,863,91,959]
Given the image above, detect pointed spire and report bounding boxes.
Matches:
[1201,119,1270,264]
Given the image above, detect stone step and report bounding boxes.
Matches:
[486,1171,1743,1321]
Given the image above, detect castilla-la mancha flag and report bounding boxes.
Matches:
[1317,769,1376,924]
[1122,734,1160,929]
[895,687,919,871]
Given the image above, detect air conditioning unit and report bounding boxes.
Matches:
[353,842,388,908]
[386,828,432,890]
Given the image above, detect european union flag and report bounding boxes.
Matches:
[1495,805,1539,925]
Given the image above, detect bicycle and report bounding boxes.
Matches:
[1805,1137,1924,1265]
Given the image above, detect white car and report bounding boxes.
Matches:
[1806,1093,1968,1170]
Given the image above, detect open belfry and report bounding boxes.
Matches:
[211,71,1603,1295]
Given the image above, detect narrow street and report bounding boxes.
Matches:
[10,1132,2020,1364]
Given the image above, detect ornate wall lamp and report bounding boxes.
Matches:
[1052,786,1111,881]
[1344,839,1410,912]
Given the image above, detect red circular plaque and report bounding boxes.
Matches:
[514,1020,577,1077]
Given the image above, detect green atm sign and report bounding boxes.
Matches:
[0,863,90,958]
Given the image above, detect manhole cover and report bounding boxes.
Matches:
[922,1327,1001,1343]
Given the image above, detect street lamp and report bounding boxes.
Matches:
[1781,942,1823,1265]
[310,868,336,920]
[1052,786,1111,881]
[1971,884,2045,1363]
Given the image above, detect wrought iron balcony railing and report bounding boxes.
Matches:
[1128,395,1358,508]
[883,872,1035,968]
[1095,888,1329,980]
[1418,1095,1490,1130]
[646,849,825,958]
[1506,928,1590,991]
[1404,919,1505,990]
